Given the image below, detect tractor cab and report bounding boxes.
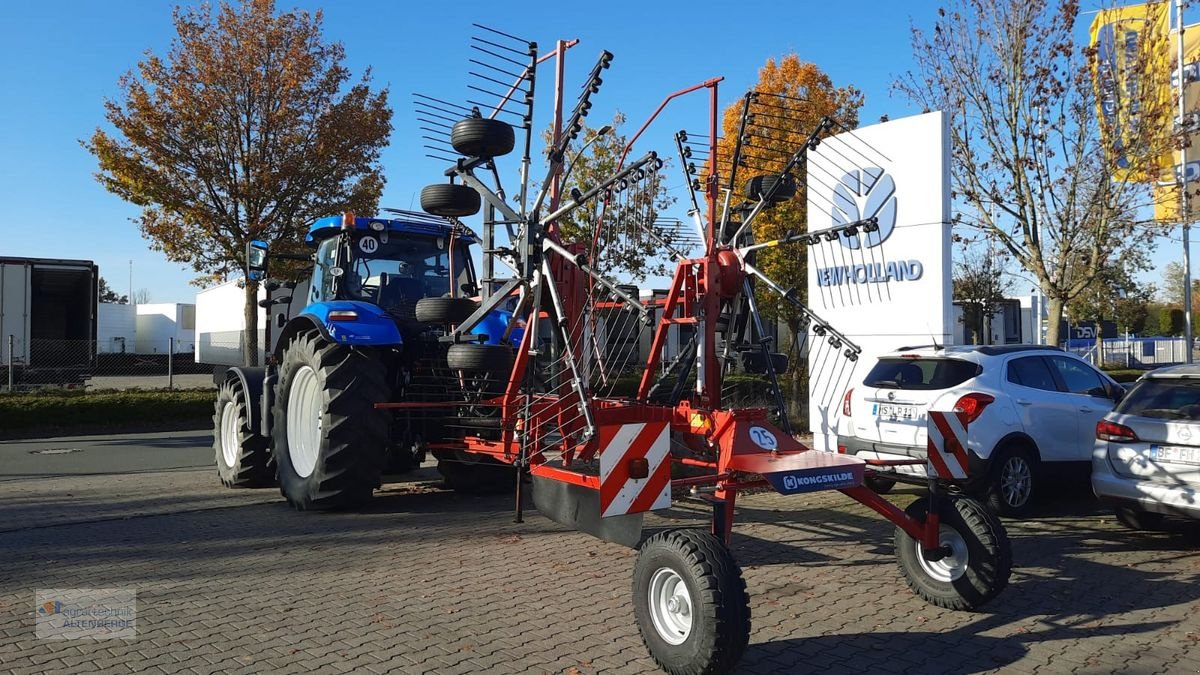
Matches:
[304,213,479,336]
[307,213,476,303]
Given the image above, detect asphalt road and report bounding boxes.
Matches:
[0,430,213,480]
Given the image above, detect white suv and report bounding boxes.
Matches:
[836,345,1124,516]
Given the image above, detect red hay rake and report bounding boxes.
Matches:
[403,26,1011,674]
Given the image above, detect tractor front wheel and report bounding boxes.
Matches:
[894,496,1011,610]
[214,379,274,488]
[272,331,390,510]
[633,529,750,675]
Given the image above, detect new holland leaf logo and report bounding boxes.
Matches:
[831,167,897,250]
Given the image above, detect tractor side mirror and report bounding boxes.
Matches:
[246,240,269,281]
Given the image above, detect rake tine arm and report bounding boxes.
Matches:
[724,116,836,246]
[718,93,755,240]
[735,217,878,255]
[742,260,861,355]
[543,238,648,316]
[540,152,659,226]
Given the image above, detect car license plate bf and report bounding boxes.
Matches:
[874,403,918,421]
[1151,444,1200,465]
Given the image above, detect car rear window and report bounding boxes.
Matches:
[863,358,981,390]
[1115,379,1200,420]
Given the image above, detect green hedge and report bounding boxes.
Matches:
[0,389,216,435]
[1102,368,1145,383]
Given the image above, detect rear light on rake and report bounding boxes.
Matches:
[627,457,649,479]
[953,393,994,424]
[327,310,359,321]
[843,388,853,416]
[1097,420,1138,442]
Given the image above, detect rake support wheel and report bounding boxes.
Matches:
[894,496,1011,610]
[633,529,750,675]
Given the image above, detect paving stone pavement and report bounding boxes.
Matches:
[1,467,1199,674]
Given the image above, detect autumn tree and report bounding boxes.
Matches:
[1158,260,1200,332]
[952,238,1014,345]
[547,113,676,281]
[86,0,392,365]
[98,278,128,304]
[898,0,1175,347]
[712,55,862,409]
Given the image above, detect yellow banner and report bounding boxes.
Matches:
[1154,24,1200,222]
[1090,3,1171,182]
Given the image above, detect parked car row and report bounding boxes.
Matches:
[835,345,1199,529]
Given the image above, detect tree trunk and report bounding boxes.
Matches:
[1045,296,1064,347]
[1094,321,1104,366]
[786,316,807,429]
[244,279,259,367]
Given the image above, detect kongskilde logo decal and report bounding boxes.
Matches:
[832,167,897,250]
[768,467,860,494]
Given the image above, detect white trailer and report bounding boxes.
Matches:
[98,302,136,353]
[195,280,266,368]
[135,303,196,354]
[0,256,98,383]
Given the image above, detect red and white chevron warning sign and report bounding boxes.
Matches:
[599,422,671,518]
[926,410,970,479]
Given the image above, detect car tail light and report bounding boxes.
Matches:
[837,445,848,454]
[843,388,853,416]
[1097,420,1138,442]
[953,393,995,424]
[327,310,359,321]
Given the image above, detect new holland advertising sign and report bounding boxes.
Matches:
[806,112,952,451]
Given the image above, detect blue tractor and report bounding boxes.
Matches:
[212,209,522,509]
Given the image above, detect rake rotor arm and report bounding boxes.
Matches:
[740,277,792,434]
[741,260,861,357]
[453,170,525,224]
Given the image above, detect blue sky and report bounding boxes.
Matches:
[0,0,1181,302]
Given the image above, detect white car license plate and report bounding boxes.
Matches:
[875,403,918,420]
[1151,445,1200,465]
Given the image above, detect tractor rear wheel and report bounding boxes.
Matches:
[214,379,274,487]
[272,331,390,510]
[633,529,750,675]
[421,184,481,217]
[450,118,515,158]
[894,496,1011,610]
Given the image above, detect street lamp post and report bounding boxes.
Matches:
[559,125,613,189]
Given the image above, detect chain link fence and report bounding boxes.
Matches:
[2,336,217,392]
[1063,336,1193,368]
